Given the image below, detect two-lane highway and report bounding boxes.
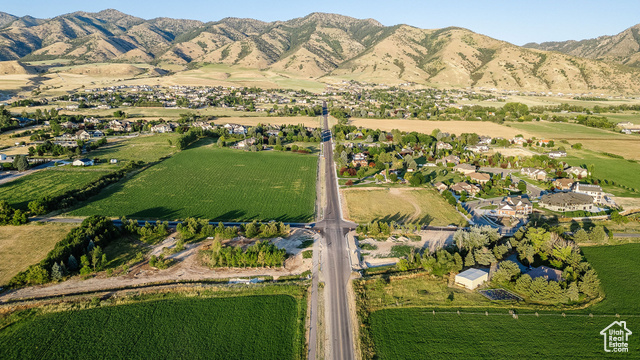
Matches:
[316,103,356,360]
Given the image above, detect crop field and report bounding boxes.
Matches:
[88,134,179,163]
[0,168,112,210]
[368,308,638,359]
[0,223,76,285]
[582,243,640,314]
[70,141,317,221]
[0,294,306,360]
[342,188,467,226]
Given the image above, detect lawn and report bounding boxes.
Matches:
[88,134,179,163]
[368,309,638,359]
[342,188,467,226]
[0,168,112,210]
[0,223,76,285]
[0,294,306,360]
[70,142,318,222]
[582,243,640,314]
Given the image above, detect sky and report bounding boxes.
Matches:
[2,0,639,45]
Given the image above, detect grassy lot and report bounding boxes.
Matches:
[368,309,638,359]
[70,141,317,221]
[0,168,112,210]
[0,223,76,285]
[343,188,467,226]
[348,119,529,138]
[562,150,640,197]
[89,134,179,163]
[0,291,307,359]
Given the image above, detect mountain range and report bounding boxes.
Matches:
[2,9,640,93]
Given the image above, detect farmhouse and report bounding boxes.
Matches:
[72,158,94,167]
[496,196,532,217]
[572,183,604,203]
[455,268,489,290]
[553,178,574,191]
[539,192,594,212]
[453,163,476,175]
[468,172,491,184]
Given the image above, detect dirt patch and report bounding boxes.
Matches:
[1,229,319,302]
[358,230,454,268]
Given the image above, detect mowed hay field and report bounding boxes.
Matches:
[342,188,467,226]
[70,142,317,221]
[0,168,112,210]
[0,223,76,285]
[368,309,638,359]
[0,294,306,360]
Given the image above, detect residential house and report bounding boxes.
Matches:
[496,196,532,217]
[547,150,567,159]
[61,121,79,129]
[151,124,172,133]
[433,182,448,192]
[237,137,257,148]
[572,183,604,204]
[436,141,453,150]
[76,130,91,140]
[91,130,105,138]
[478,136,492,145]
[553,178,574,191]
[521,167,547,181]
[527,266,563,282]
[468,172,491,185]
[453,163,476,175]
[465,145,489,153]
[437,155,460,166]
[450,182,480,196]
[72,158,94,167]
[539,192,594,212]
[352,153,369,167]
[537,139,552,146]
[565,166,588,179]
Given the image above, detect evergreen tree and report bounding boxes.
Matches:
[68,254,79,271]
[51,262,63,280]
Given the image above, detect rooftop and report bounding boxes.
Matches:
[456,268,489,281]
[540,192,593,206]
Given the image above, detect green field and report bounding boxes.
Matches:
[89,134,179,163]
[369,309,638,359]
[0,168,112,210]
[0,294,305,360]
[563,151,640,197]
[582,243,640,314]
[360,243,640,359]
[70,141,317,221]
[508,121,623,139]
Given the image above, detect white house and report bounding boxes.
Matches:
[455,268,489,290]
[72,158,94,167]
